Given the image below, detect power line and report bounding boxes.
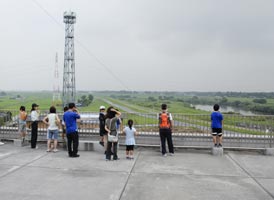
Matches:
[31,0,131,91]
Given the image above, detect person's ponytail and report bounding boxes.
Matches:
[128,119,133,130]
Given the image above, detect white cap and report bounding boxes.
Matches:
[99,106,105,110]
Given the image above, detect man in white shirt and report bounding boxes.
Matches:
[30,103,40,149]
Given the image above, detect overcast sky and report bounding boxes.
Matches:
[1,0,274,92]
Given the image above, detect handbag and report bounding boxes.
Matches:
[107,118,119,142]
[108,134,118,142]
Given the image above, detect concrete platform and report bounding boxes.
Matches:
[13,139,30,147]
[0,142,274,200]
[78,140,105,152]
[212,146,223,156]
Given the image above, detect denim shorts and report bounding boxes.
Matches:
[47,129,59,140]
[19,123,26,132]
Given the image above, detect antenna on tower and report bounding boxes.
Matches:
[62,11,76,107]
[52,52,61,106]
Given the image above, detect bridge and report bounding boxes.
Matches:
[0,109,274,150]
[1,109,274,199]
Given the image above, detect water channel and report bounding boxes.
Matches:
[194,104,257,115]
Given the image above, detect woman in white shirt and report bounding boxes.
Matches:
[43,106,60,152]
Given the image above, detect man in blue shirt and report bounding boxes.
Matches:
[63,103,81,157]
[211,104,224,147]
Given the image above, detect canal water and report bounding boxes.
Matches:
[194,105,256,115]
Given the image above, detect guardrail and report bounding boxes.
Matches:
[0,110,273,148]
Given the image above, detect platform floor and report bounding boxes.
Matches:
[1,142,274,200]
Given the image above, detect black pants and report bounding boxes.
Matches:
[160,128,174,154]
[106,141,118,160]
[67,132,79,156]
[31,121,38,148]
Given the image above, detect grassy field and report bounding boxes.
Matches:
[0,92,53,110]
[0,91,273,136]
[0,92,109,112]
[1,91,273,114]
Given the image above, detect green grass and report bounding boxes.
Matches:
[0,93,52,111]
[0,91,273,136]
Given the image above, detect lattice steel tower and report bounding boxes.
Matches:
[62,11,76,106]
[52,53,61,105]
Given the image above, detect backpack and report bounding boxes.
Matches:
[159,112,171,129]
[116,119,121,130]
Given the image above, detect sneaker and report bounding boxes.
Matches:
[218,144,222,148]
[71,154,80,158]
[113,157,120,161]
[53,149,58,153]
[169,153,174,156]
[46,149,51,152]
[214,144,218,147]
[162,153,167,157]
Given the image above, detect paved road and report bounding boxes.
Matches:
[1,143,274,200]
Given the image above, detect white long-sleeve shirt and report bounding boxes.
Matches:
[31,110,39,121]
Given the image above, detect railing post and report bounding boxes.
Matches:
[270,131,272,148]
[270,116,274,148]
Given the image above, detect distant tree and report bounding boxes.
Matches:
[220,97,228,104]
[253,98,267,104]
[0,92,7,96]
[148,96,157,101]
[176,98,184,103]
[88,94,94,102]
[191,96,200,104]
[232,100,241,107]
[81,95,87,102]
[78,94,93,107]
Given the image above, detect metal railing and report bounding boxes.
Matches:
[0,110,273,148]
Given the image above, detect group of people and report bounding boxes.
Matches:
[18,103,80,157]
[99,103,177,159]
[19,103,40,149]
[17,102,224,160]
[99,106,138,160]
